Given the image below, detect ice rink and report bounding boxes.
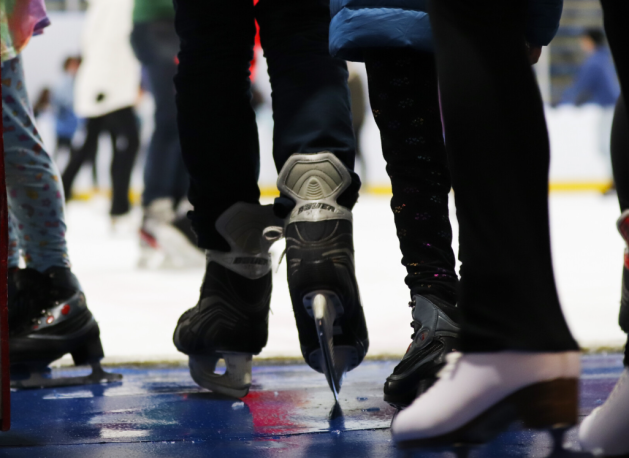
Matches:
[59,191,627,365]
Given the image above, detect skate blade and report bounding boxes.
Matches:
[312,293,355,401]
[189,352,252,398]
[11,363,122,389]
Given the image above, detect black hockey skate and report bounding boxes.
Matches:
[173,203,281,398]
[277,152,369,400]
[383,295,460,409]
[8,267,121,389]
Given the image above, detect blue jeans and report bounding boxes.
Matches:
[173,0,359,250]
[131,20,189,208]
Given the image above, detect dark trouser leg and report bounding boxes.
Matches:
[174,0,259,250]
[255,0,360,211]
[62,116,103,200]
[612,96,629,212]
[365,50,457,305]
[612,96,629,365]
[131,21,187,208]
[601,0,629,364]
[107,107,140,216]
[428,0,578,352]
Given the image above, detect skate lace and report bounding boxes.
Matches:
[436,352,463,379]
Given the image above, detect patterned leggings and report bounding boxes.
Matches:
[365,50,457,306]
[2,55,70,271]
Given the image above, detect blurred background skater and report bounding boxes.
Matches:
[390,0,583,450]
[131,0,202,269]
[561,28,620,191]
[50,56,81,161]
[330,1,460,409]
[171,0,369,399]
[1,0,118,388]
[561,29,619,108]
[579,2,629,457]
[62,0,141,223]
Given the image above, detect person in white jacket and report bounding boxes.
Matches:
[62,0,142,217]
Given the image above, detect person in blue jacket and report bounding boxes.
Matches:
[330,0,581,447]
[561,29,620,107]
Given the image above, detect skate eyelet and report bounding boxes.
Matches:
[46,315,54,324]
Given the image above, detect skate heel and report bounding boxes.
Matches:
[189,352,252,398]
[513,378,579,430]
[71,327,105,366]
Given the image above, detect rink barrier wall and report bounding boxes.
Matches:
[66,181,616,206]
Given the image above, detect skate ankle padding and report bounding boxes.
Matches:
[277,152,353,224]
[208,202,281,280]
[411,296,460,349]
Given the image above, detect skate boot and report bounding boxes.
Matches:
[277,152,369,400]
[392,351,580,449]
[9,267,121,389]
[173,202,281,398]
[139,198,204,269]
[579,367,629,457]
[384,295,460,409]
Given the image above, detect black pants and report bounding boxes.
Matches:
[131,20,189,208]
[173,0,358,250]
[365,50,457,306]
[601,0,629,363]
[62,107,140,216]
[428,0,579,352]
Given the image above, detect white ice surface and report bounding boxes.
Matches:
[59,193,627,364]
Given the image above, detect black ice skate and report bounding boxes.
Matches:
[9,267,121,389]
[173,203,281,398]
[383,295,460,409]
[277,152,369,400]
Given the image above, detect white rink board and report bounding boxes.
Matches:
[56,193,626,364]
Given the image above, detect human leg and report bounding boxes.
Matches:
[2,56,69,271]
[132,20,186,208]
[131,20,199,267]
[2,56,118,388]
[107,107,140,216]
[365,49,460,407]
[174,0,260,251]
[603,0,629,357]
[257,0,367,397]
[172,0,280,397]
[392,0,579,447]
[61,116,103,201]
[579,3,629,456]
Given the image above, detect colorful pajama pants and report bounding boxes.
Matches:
[2,55,70,271]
